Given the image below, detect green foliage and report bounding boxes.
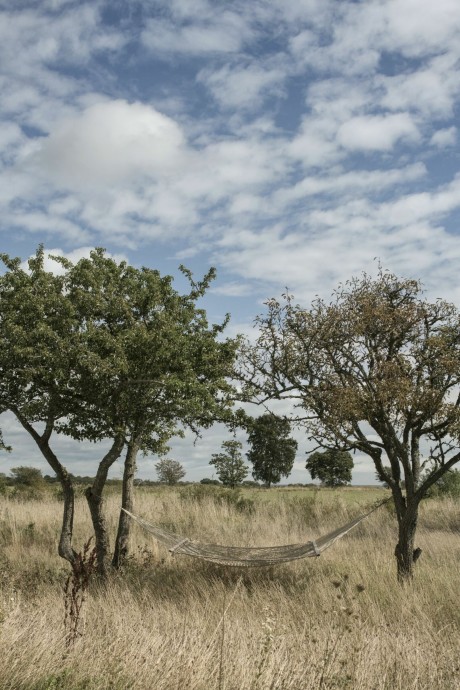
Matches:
[209,439,249,488]
[0,245,238,452]
[10,466,45,487]
[246,413,297,487]
[306,450,354,487]
[155,458,186,485]
[0,473,7,495]
[60,248,238,450]
[9,466,46,499]
[0,246,239,563]
[425,469,460,499]
[180,484,255,514]
[200,477,221,485]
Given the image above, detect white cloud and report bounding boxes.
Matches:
[337,113,420,152]
[211,281,254,297]
[430,127,457,148]
[198,63,286,110]
[29,100,186,189]
[273,163,426,207]
[379,53,460,119]
[0,5,125,74]
[381,0,460,58]
[141,10,252,55]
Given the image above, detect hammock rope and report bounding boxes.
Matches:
[122,498,390,567]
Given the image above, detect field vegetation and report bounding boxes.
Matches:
[0,486,458,690]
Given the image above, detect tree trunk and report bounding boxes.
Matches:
[112,439,139,568]
[48,450,77,565]
[13,410,77,565]
[85,434,125,578]
[394,503,422,582]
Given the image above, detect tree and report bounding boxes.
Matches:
[305,449,353,487]
[210,440,248,488]
[10,465,47,498]
[426,468,460,499]
[155,458,186,485]
[242,270,460,581]
[66,253,238,568]
[0,248,87,566]
[246,414,297,487]
[10,466,46,488]
[0,247,238,576]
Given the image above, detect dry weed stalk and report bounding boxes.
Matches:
[63,537,97,648]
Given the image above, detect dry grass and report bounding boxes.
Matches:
[0,487,459,689]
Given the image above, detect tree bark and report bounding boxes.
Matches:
[85,434,125,578]
[13,409,77,565]
[394,501,421,582]
[44,445,77,565]
[112,439,140,568]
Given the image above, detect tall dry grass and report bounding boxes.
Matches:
[0,487,459,689]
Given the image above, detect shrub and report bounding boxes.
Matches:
[180,484,255,514]
[426,469,460,499]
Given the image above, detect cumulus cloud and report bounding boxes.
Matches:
[430,127,457,148]
[30,100,186,189]
[337,113,420,152]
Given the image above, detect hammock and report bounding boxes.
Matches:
[122,499,389,567]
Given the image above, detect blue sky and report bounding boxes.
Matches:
[1,0,460,484]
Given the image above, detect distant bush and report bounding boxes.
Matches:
[426,469,460,499]
[10,466,45,487]
[180,484,255,514]
[200,478,221,485]
[10,466,46,500]
[0,473,7,495]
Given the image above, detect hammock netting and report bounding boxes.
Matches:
[123,500,388,567]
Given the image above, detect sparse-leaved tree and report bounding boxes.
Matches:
[242,270,460,581]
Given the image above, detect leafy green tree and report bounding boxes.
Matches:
[10,465,47,499]
[155,458,186,485]
[246,414,297,487]
[10,466,46,487]
[425,468,460,498]
[0,248,86,565]
[0,247,238,575]
[210,440,248,488]
[65,250,238,568]
[305,449,353,487]
[242,270,460,581]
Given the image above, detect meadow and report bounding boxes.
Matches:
[0,486,459,690]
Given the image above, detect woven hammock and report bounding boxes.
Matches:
[122,499,388,567]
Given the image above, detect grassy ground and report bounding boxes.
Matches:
[0,486,459,689]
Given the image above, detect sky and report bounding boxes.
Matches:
[1,0,460,485]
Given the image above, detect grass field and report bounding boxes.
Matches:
[0,486,459,689]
